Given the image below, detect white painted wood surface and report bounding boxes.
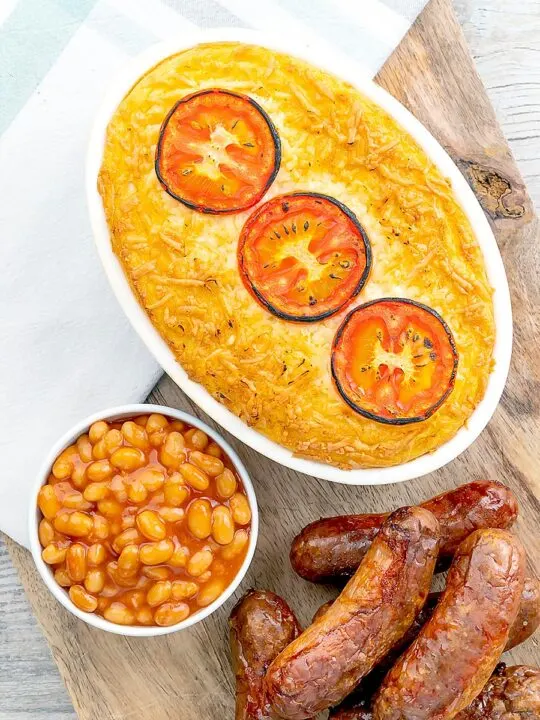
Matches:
[0,2,538,717]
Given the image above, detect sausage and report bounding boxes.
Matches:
[229,589,301,720]
[506,577,540,651]
[291,481,518,583]
[265,507,440,720]
[315,575,539,653]
[454,664,540,720]
[328,580,538,720]
[372,528,526,720]
[330,664,540,720]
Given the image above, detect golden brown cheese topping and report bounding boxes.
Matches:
[98,42,495,469]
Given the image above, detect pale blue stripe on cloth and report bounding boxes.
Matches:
[0,0,429,548]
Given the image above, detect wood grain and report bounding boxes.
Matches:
[455,0,540,211]
[4,1,539,718]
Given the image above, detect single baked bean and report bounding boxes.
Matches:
[54,566,72,587]
[96,596,109,613]
[171,580,199,600]
[211,505,235,545]
[146,413,169,434]
[38,519,55,546]
[179,462,210,491]
[149,430,166,448]
[137,467,164,492]
[164,477,189,507]
[147,580,172,607]
[126,478,148,504]
[42,542,68,565]
[187,549,213,577]
[104,602,135,625]
[169,545,189,568]
[38,485,61,520]
[121,513,136,530]
[85,568,106,594]
[140,539,174,565]
[160,432,186,469]
[197,579,225,607]
[205,442,222,458]
[158,506,185,523]
[215,469,237,499]
[184,428,208,451]
[66,543,87,581]
[112,527,141,554]
[69,585,98,613]
[142,566,171,581]
[62,490,90,510]
[110,475,128,503]
[123,589,146,610]
[52,447,76,480]
[121,421,149,450]
[104,429,123,455]
[187,499,212,539]
[137,607,154,625]
[110,446,146,472]
[229,493,251,525]
[76,434,93,463]
[198,570,212,584]
[101,582,118,597]
[97,498,124,518]
[109,519,123,537]
[71,464,87,489]
[87,543,106,566]
[83,482,109,502]
[91,514,109,540]
[107,561,138,588]
[89,420,109,444]
[154,602,189,626]
[190,451,224,477]
[118,544,140,573]
[92,438,108,460]
[65,511,94,537]
[86,459,113,482]
[222,529,249,560]
[169,420,185,433]
[137,510,166,541]
[134,415,148,427]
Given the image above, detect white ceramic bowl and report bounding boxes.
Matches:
[29,404,259,637]
[87,29,512,486]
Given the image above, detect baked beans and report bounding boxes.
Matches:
[37,414,252,627]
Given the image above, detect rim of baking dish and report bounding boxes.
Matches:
[86,29,512,486]
[28,404,259,637]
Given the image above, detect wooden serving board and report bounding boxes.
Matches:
[6,0,540,717]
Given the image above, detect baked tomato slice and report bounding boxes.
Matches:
[331,298,458,424]
[238,193,371,322]
[155,89,280,214]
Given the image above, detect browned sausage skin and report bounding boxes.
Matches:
[507,577,540,650]
[315,575,539,653]
[330,665,540,720]
[230,589,301,720]
[265,507,440,720]
[454,664,540,720]
[373,528,525,720]
[291,481,518,583]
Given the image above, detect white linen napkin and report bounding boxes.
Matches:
[0,0,428,548]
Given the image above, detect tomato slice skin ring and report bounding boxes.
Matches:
[238,192,372,323]
[155,88,281,214]
[331,297,459,425]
